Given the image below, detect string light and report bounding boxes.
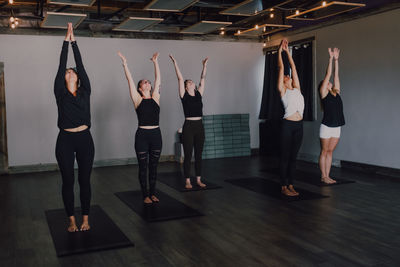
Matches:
[9,0,14,4]
[237,30,241,35]
[11,23,15,29]
[270,13,274,18]
[220,30,225,35]
[296,10,300,15]
[322,1,327,6]
[269,8,274,12]
[263,27,266,32]
[10,16,14,22]
[263,43,266,47]
[255,24,259,29]
[15,19,19,26]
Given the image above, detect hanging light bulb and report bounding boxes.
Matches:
[296,10,300,15]
[255,24,259,29]
[270,13,274,18]
[10,16,15,22]
[263,42,266,47]
[9,0,14,4]
[11,23,16,29]
[15,19,19,26]
[322,1,327,6]
[269,8,274,12]
[237,30,241,35]
[220,30,225,35]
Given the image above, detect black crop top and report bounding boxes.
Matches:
[136,98,160,126]
[181,90,203,118]
[321,92,345,127]
[54,41,91,129]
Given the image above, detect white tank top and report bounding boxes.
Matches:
[281,88,304,119]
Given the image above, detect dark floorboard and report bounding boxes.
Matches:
[0,156,399,266]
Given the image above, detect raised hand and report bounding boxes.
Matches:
[282,39,289,52]
[279,39,284,52]
[169,54,176,63]
[202,57,209,66]
[69,22,75,42]
[65,23,72,41]
[333,47,340,60]
[117,51,127,65]
[151,52,159,62]
[328,48,334,59]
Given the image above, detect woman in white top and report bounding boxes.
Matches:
[277,39,305,197]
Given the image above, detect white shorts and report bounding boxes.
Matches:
[319,124,341,139]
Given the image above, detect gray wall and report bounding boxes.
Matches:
[0,35,264,167]
[268,8,400,169]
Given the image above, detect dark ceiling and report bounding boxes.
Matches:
[0,0,398,40]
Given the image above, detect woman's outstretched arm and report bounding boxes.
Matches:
[277,39,285,96]
[169,54,185,98]
[118,52,142,108]
[333,48,340,94]
[198,57,208,96]
[284,41,300,90]
[320,48,334,99]
[151,52,161,101]
[54,24,70,99]
[69,23,91,94]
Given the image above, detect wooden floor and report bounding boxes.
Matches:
[0,156,399,267]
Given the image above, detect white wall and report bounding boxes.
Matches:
[0,35,264,167]
[269,8,400,169]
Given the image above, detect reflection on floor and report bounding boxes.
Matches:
[0,156,399,266]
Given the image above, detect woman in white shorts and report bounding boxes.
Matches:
[318,47,345,184]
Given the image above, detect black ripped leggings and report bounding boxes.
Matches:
[182,120,205,178]
[135,128,162,198]
[55,129,95,217]
[279,120,303,186]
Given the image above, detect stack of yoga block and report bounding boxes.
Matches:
[202,114,251,159]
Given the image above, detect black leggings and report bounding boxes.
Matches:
[279,120,303,186]
[135,128,162,198]
[55,129,95,217]
[182,120,205,178]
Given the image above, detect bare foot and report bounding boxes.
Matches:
[68,216,79,232]
[288,185,299,196]
[281,186,296,196]
[196,177,206,188]
[143,196,153,204]
[321,176,337,184]
[150,195,159,202]
[185,178,193,189]
[80,215,90,231]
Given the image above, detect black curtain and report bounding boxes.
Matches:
[292,42,313,121]
[259,51,285,120]
[258,51,287,157]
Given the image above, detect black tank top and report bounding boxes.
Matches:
[136,98,160,126]
[321,93,345,127]
[181,90,203,117]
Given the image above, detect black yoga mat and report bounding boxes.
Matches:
[158,172,222,192]
[225,177,329,201]
[115,190,204,222]
[45,205,134,257]
[259,168,355,187]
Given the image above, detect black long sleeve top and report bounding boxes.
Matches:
[54,41,91,129]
